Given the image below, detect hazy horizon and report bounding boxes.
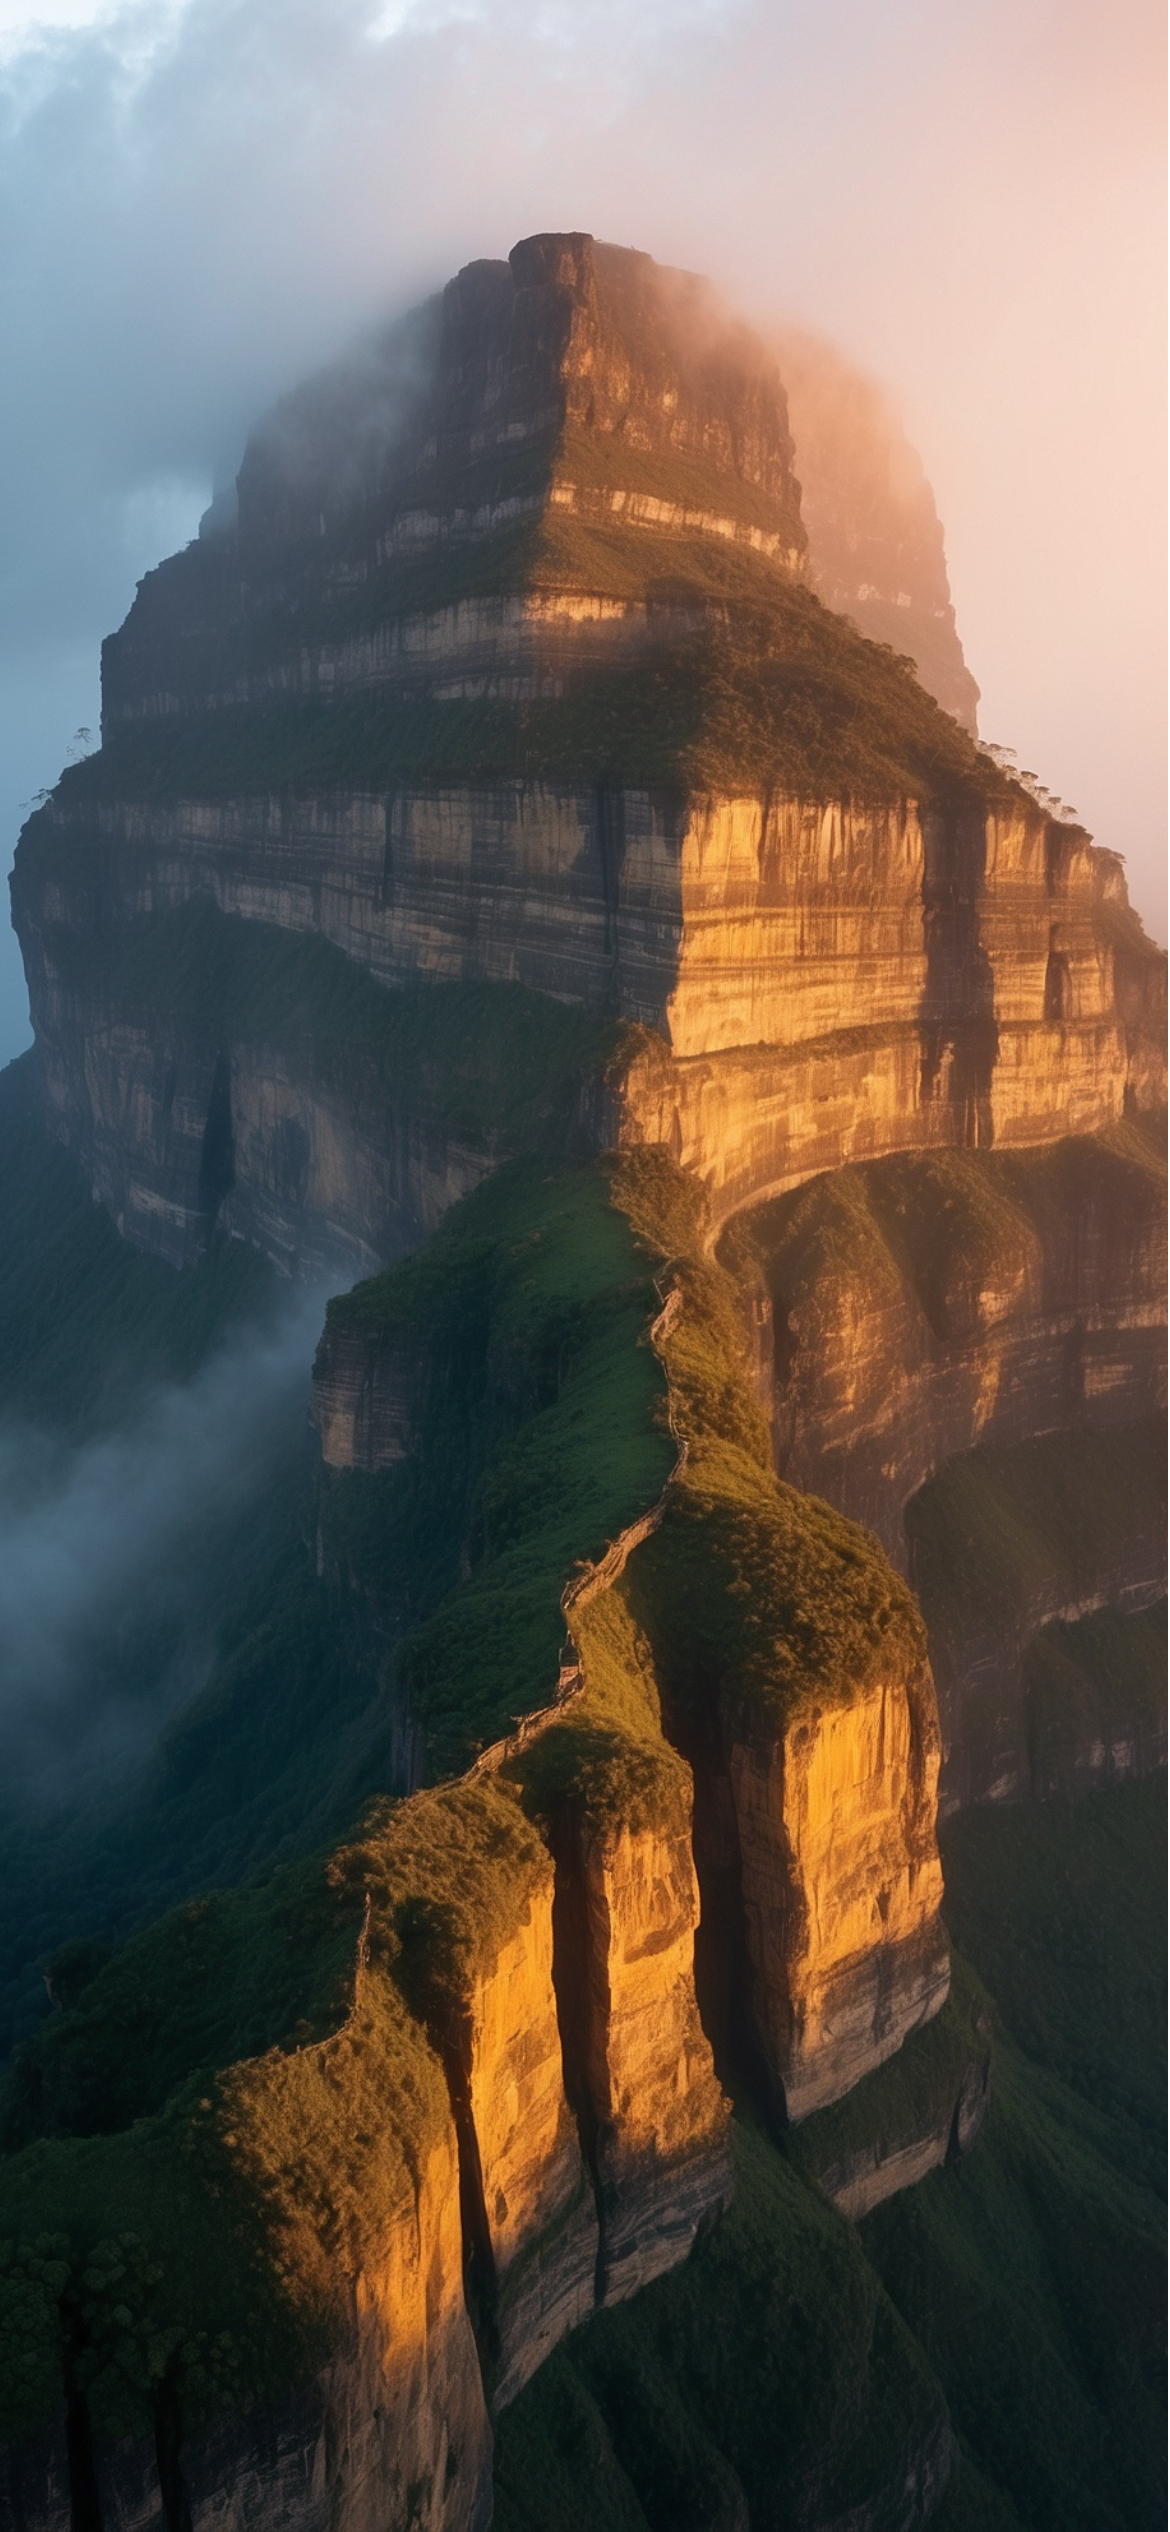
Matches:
[1,0,1164,1065]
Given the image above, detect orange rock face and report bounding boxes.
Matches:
[571,1814,731,2304]
[327,2129,493,2532]
[728,1667,948,2122]
[459,1875,599,2408]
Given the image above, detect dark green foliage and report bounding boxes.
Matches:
[614,1147,927,1747]
[1023,1601,1168,1812]
[939,1774,1167,2178]
[49,571,1009,815]
[0,1054,275,1435]
[493,2121,949,2532]
[320,1160,675,1774]
[2,1861,360,2149]
[862,2044,1165,2532]
[906,1418,1167,1646]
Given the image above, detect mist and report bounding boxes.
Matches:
[0,0,1164,1069]
[0,1278,332,1802]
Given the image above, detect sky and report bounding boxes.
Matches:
[0,0,1164,1060]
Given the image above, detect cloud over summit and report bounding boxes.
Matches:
[0,0,1163,1060]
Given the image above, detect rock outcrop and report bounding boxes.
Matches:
[789,1969,992,2222]
[723,1125,1167,1565]
[2,226,1165,2532]
[555,1808,732,2305]
[724,1669,949,2123]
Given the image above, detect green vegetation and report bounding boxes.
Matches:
[493,2119,949,2532]
[319,1158,675,1775]
[496,1772,1167,2532]
[614,1147,928,1749]
[0,1772,554,2442]
[47,561,1010,818]
[906,1418,1167,1651]
[0,1113,1162,2524]
[786,1959,990,2202]
[863,2036,1164,2532]
[939,1774,1166,2178]
[0,1053,275,1435]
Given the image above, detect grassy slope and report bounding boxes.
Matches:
[864,1776,1167,2532]
[0,1122,1163,2522]
[38,498,1012,817]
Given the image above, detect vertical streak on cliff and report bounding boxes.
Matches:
[547,1811,607,2307]
[196,1050,235,1234]
[919,807,998,1146]
[594,783,627,1012]
[426,2009,501,2377]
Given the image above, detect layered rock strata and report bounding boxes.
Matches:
[791,1976,992,2223]
[13,234,1165,1282]
[723,1126,1167,1566]
[17,782,1162,1276]
[555,1810,732,2305]
[724,1671,949,2123]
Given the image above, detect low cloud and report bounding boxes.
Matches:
[0,1280,331,1799]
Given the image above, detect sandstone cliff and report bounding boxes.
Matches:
[13,235,1163,1283]
[722,1123,1167,1564]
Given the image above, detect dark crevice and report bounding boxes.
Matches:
[918,805,998,1146]
[1044,942,1072,1022]
[61,2319,103,2532]
[153,2366,193,2532]
[664,1701,778,2127]
[441,2021,500,2372]
[196,1049,235,1231]
[547,1808,609,2306]
[594,783,628,997]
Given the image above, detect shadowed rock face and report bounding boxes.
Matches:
[775,324,981,733]
[725,1127,1167,1566]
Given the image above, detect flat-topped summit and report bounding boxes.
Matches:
[234,232,809,561]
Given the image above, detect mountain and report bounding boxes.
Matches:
[775,325,982,733]
[0,234,1165,2532]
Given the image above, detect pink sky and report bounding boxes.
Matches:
[0,0,1164,1069]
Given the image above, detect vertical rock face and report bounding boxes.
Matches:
[459,1880,599,2410]
[728,1672,948,2122]
[724,1127,1168,1567]
[321,2132,493,2532]
[566,1813,731,2305]
[905,1419,1167,1808]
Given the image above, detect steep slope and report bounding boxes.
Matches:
[0,226,1165,2532]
